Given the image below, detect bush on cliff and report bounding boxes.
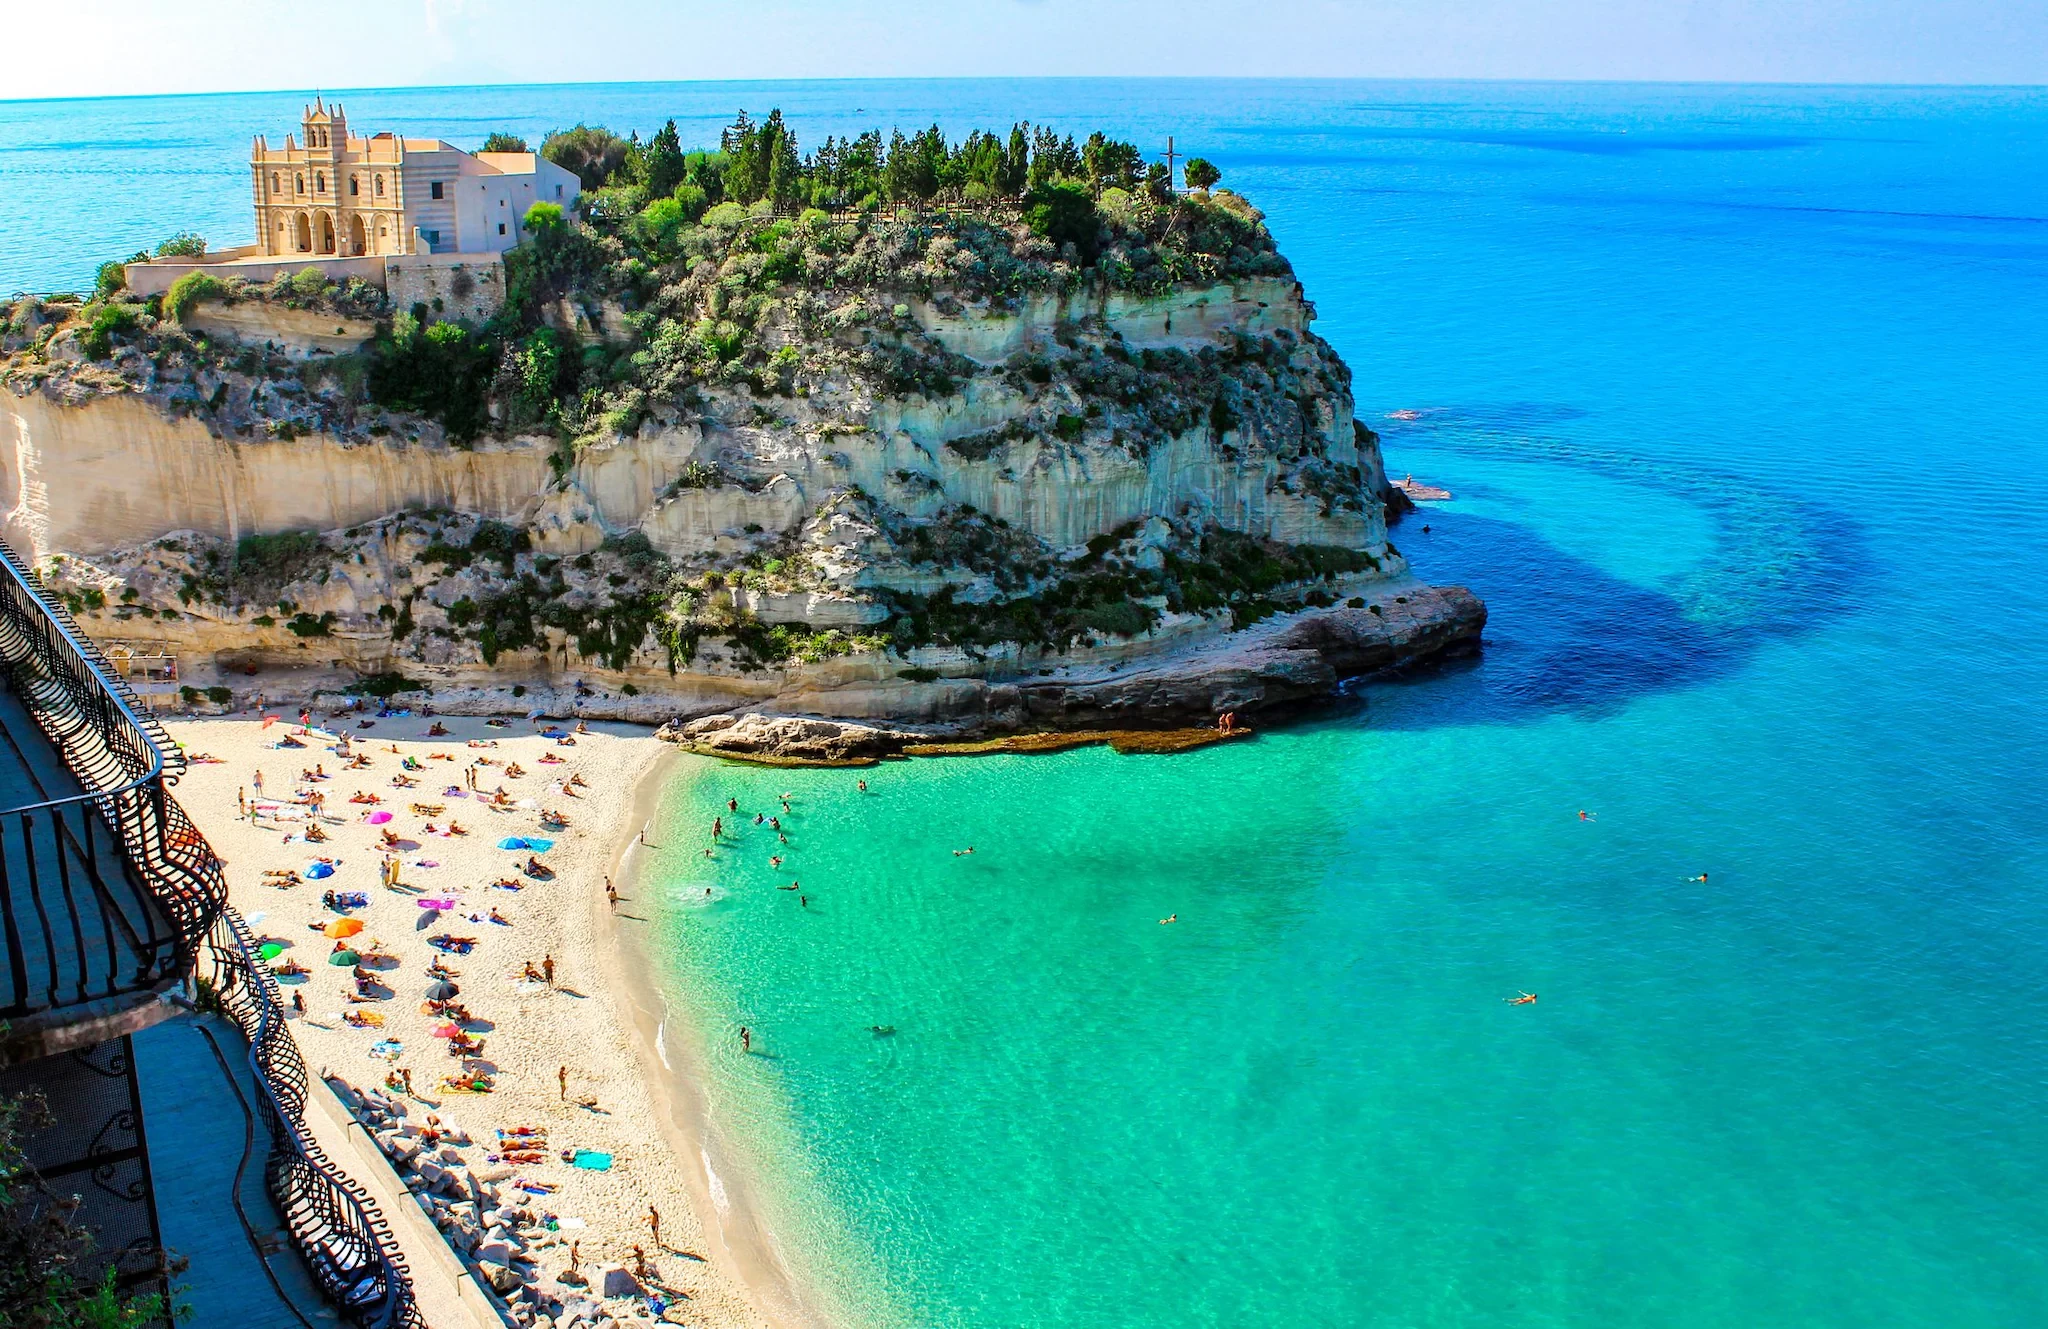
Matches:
[368,313,497,441]
[164,272,225,323]
[154,231,207,259]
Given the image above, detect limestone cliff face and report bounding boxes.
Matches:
[2,270,1465,728]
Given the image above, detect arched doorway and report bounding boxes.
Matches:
[294,212,312,252]
[349,215,367,256]
[319,213,336,254]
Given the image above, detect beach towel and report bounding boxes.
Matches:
[569,1150,612,1171]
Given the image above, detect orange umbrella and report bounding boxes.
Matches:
[324,918,365,938]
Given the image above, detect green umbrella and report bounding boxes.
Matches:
[328,949,361,967]
[258,942,286,961]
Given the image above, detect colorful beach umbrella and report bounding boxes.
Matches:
[257,942,286,961]
[366,810,394,825]
[431,1021,460,1038]
[305,862,335,879]
[324,918,365,938]
[328,949,360,966]
[498,837,529,850]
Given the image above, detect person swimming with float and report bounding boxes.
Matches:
[1507,991,1538,1005]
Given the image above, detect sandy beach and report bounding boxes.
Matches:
[162,708,793,1329]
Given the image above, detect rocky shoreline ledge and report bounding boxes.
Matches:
[655,581,1484,764]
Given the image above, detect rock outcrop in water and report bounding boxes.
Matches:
[0,189,1481,736]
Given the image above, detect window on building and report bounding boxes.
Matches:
[316,172,325,193]
[498,223,507,235]
[350,176,359,196]
[430,181,444,200]
[271,172,280,193]
[425,229,440,247]
[376,174,385,196]
[555,185,563,198]
[296,174,305,194]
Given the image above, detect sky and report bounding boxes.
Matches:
[4,0,2045,100]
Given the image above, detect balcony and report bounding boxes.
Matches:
[0,537,226,1058]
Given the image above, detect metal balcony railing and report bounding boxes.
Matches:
[205,908,426,1328]
[0,534,227,1022]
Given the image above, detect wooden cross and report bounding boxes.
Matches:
[1164,135,1178,194]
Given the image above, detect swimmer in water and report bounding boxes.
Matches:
[952,847,975,857]
[1507,992,1538,1005]
[857,779,868,792]
[1578,810,1596,822]
[740,1026,751,1052]
[754,813,764,825]
[770,855,783,868]
[728,798,738,813]
[1691,872,1709,882]
[1159,913,1178,924]
[779,881,800,891]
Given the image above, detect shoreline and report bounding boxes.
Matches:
[597,749,848,1329]
[159,712,793,1329]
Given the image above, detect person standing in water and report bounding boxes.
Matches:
[740,1026,752,1053]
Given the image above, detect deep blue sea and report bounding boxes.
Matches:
[8,79,2048,1327]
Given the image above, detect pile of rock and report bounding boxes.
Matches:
[334,1079,686,1327]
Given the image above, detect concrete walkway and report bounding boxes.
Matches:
[132,1012,337,1326]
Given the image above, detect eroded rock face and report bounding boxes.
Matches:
[2,264,1480,730]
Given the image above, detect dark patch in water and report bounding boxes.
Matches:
[1351,421,1868,727]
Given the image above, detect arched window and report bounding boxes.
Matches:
[271,172,280,193]
[349,175,359,196]
[316,172,325,193]
[375,174,385,196]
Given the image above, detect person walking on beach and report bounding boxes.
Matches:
[543,954,555,987]
[558,1065,568,1100]
[647,1205,662,1249]
[253,769,265,797]
[237,787,246,816]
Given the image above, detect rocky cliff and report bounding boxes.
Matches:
[1,194,1480,738]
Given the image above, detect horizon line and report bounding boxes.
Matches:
[6,72,2047,109]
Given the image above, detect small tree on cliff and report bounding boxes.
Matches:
[479,132,529,154]
[1182,157,1221,192]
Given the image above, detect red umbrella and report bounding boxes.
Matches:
[431,1022,460,1038]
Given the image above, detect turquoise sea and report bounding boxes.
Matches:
[9,79,2048,1327]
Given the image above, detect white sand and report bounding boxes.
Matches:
[163,709,772,1328]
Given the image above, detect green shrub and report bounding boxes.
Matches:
[234,530,322,581]
[164,271,225,322]
[205,685,233,704]
[285,611,336,637]
[78,302,139,359]
[347,672,413,697]
[94,260,128,300]
[1182,158,1221,191]
[1024,181,1100,258]
[290,266,328,298]
[620,682,639,695]
[155,231,207,258]
[367,314,497,441]
[480,132,529,154]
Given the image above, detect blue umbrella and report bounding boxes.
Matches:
[497,837,529,850]
[306,861,335,879]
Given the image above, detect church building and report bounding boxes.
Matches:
[251,98,580,258]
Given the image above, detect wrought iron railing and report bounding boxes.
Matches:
[0,534,226,1019]
[206,907,426,1329]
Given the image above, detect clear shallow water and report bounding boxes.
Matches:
[11,78,2048,1327]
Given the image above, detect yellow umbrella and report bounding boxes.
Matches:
[324,918,365,939]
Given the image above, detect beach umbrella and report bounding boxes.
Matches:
[425,979,459,1000]
[366,810,394,825]
[498,837,529,851]
[431,1021,460,1038]
[324,918,365,938]
[257,942,286,961]
[305,862,335,879]
[328,948,360,966]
